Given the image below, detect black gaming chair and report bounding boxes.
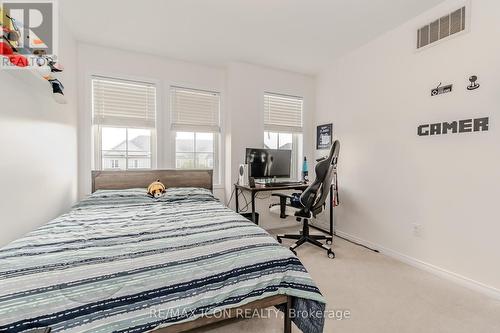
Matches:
[272,141,340,259]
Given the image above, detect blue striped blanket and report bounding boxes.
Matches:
[0,188,325,333]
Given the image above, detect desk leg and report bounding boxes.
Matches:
[235,187,239,213]
[251,192,257,224]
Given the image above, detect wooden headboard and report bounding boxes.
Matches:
[91,170,213,193]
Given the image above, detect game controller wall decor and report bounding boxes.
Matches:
[431,82,453,96]
[430,75,481,97]
[1,10,67,104]
[420,75,487,137]
[467,75,480,91]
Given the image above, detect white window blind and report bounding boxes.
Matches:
[264,93,303,132]
[92,77,156,128]
[170,87,220,132]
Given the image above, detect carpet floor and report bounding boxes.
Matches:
[194,228,500,333]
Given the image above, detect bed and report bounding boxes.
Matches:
[0,170,326,333]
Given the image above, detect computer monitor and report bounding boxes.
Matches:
[245,148,292,179]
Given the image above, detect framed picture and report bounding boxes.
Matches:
[317,123,333,150]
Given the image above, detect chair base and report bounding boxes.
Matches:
[277,233,335,259]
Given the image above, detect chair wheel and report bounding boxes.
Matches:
[277,237,282,244]
[289,247,297,256]
[326,239,333,245]
[327,249,335,259]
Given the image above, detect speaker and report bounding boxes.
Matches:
[238,164,249,186]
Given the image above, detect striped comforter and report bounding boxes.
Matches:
[0,188,325,333]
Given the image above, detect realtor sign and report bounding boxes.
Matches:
[1,0,57,68]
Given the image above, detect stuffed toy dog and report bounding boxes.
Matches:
[147,180,166,198]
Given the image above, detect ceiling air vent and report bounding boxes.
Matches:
[417,6,466,49]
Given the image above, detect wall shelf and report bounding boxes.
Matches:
[2,63,51,91]
[1,56,67,103]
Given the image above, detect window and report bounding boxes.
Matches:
[264,93,303,132]
[92,77,156,170]
[99,127,152,170]
[264,131,303,178]
[264,93,304,179]
[264,132,293,150]
[175,132,215,169]
[171,86,220,132]
[171,87,221,183]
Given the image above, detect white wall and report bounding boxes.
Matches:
[77,47,318,228]
[0,23,79,246]
[77,44,227,200]
[315,0,500,292]
[226,62,319,230]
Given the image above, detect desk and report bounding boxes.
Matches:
[234,183,334,236]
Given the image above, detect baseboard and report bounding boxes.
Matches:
[335,230,500,301]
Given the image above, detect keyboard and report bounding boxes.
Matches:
[263,181,305,187]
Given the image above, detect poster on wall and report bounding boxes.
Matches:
[317,123,333,150]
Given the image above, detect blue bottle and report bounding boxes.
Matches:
[302,157,309,182]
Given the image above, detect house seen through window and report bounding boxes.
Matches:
[175,132,214,169]
[101,127,152,170]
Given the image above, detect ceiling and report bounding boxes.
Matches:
[60,0,445,75]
